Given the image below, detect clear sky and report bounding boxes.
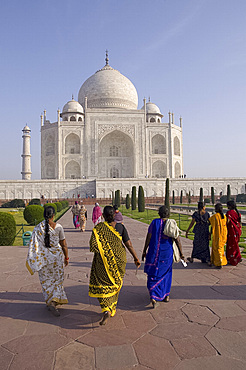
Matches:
[0,0,246,180]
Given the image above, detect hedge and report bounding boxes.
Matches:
[0,212,16,245]
[44,203,57,214]
[24,205,44,225]
[54,202,62,212]
[29,198,41,206]
[1,199,25,208]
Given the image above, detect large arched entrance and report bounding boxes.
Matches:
[65,160,81,179]
[99,130,134,178]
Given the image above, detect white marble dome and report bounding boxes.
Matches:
[78,65,138,110]
[62,98,84,113]
[146,102,161,114]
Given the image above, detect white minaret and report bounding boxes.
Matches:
[21,125,32,180]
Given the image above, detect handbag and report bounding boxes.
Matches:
[163,219,181,263]
[172,242,181,263]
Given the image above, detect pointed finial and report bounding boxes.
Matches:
[105,49,109,65]
[72,94,74,100]
[148,97,150,102]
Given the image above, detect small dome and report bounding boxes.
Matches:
[146,102,161,114]
[62,98,84,114]
[23,124,31,131]
[78,64,138,110]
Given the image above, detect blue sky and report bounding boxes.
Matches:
[0,0,246,179]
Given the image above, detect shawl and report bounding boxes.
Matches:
[26,221,63,275]
[209,213,227,247]
[226,209,242,237]
[92,206,102,223]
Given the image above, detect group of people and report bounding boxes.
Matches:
[186,200,242,268]
[71,201,87,232]
[26,199,243,323]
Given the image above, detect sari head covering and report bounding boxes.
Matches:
[92,204,102,224]
[226,201,242,265]
[209,205,227,266]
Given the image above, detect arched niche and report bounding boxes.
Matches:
[70,116,76,121]
[174,136,181,156]
[65,133,80,154]
[152,160,167,178]
[46,161,55,179]
[152,134,166,154]
[150,117,155,122]
[45,135,55,156]
[175,161,181,178]
[65,160,81,179]
[99,130,134,178]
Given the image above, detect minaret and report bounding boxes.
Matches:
[21,125,32,180]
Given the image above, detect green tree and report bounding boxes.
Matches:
[115,190,121,207]
[199,188,204,202]
[188,191,191,204]
[131,186,137,210]
[211,187,215,204]
[172,190,175,204]
[24,205,44,225]
[112,191,115,206]
[180,190,183,204]
[165,178,170,209]
[0,212,16,246]
[126,194,130,209]
[138,186,145,212]
[227,184,231,202]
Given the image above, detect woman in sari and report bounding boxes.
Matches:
[26,206,69,316]
[186,201,210,265]
[226,200,242,266]
[71,201,81,229]
[209,203,227,269]
[92,203,102,226]
[79,204,87,232]
[142,206,184,307]
[89,206,141,325]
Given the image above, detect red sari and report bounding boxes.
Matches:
[226,209,242,266]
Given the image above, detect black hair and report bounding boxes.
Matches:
[227,200,241,222]
[113,205,118,211]
[44,206,55,248]
[198,201,205,211]
[215,203,224,219]
[158,205,170,219]
[103,206,115,223]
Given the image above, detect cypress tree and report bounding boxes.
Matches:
[188,191,191,204]
[131,186,137,210]
[112,191,115,206]
[115,190,120,207]
[211,187,215,204]
[172,190,175,204]
[199,188,204,202]
[227,184,231,202]
[126,194,130,209]
[180,190,183,204]
[165,178,170,209]
[138,186,145,212]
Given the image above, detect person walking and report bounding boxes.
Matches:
[26,206,69,316]
[79,204,87,232]
[89,206,141,325]
[226,200,242,266]
[92,202,102,226]
[186,201,210,265]
[142,205,184,307]
[209,203,227,268]
[113,205,123,223]
[71,201,81,229]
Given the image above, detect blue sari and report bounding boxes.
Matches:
[144,218,173,301]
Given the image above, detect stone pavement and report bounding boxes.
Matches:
[1,206,246,370]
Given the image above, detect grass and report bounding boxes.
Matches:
[0,207,70,246]
[120,205,246,258]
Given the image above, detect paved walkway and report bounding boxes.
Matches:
[1,206,246,369]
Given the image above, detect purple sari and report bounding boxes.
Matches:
[144,218,173,301]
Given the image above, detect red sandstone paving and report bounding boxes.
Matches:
[182,303,219,326]
[174,355,246,370]
[9,351,55,370]
[171,336,217,359]
[150,307,188,324]
[54,342,95,370]
[150,321,210,340]
[0,346,14,370]
[95,344,138,369]
[215,315,246,332]
[0,317,27,345]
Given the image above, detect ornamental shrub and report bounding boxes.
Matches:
[0,212,16,245]
[44,203,57,214]
[204,198,210,204]
[29,198,41,206]
[126,194,130,209]
[115,190,121,207]
[180,190,183,204]
[172,190,175,204]
[1,199,25,208]
[131,186,136,210]
[54,202,62,212]
[61,200,69,208]
[236,194,246,203]
[211,187,215,204]
[138,186,145,212]
[227,184,231,202]
[199,188,204,202]
[165,178,170,209]
[24,205,44,225]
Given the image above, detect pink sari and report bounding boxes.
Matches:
[226,209,242,266]
[92,206,102,225]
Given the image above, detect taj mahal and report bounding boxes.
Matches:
[0,53,245,200]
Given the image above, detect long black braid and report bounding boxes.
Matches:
[215,203,224,219]
[44,206,55,248]
[227,200,241,222]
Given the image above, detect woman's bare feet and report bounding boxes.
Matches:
[48,301,60,317]
[163,295,170,302]
[187,257,193,263]
[151,299,157,308]
[100,311,111,325]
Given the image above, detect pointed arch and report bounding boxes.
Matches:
[65,160,81,179]
[152,134,166,154]
[65,133,80,154]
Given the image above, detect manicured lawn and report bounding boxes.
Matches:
[0,207,70,246]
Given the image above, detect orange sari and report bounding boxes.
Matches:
[209,213,227,266]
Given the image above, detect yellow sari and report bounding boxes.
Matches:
[89,222,126,317]
[209,213,227,266]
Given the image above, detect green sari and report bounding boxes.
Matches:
[89,222,126,316]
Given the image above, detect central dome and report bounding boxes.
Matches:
[78,64,138,110]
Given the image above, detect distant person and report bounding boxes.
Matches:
[186,202,210,265]
[209,203,227,268]
[113,205,123,223]
[142,206,184,307]
[89,206,140,325]
[26,206,69,316]
[71,201,81,229]
[79,203,87,232]
[92,203,102,226]
[226,200,242,265]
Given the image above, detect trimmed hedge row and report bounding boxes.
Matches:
[23,200,69,226]
[1,199,25,208]
[0,212,16,245]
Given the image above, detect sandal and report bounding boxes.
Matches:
[187,257,193,263]
[48,303,60,317]
[151,299,157,309]
[163,295,170,303]
[99,311,111,325]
